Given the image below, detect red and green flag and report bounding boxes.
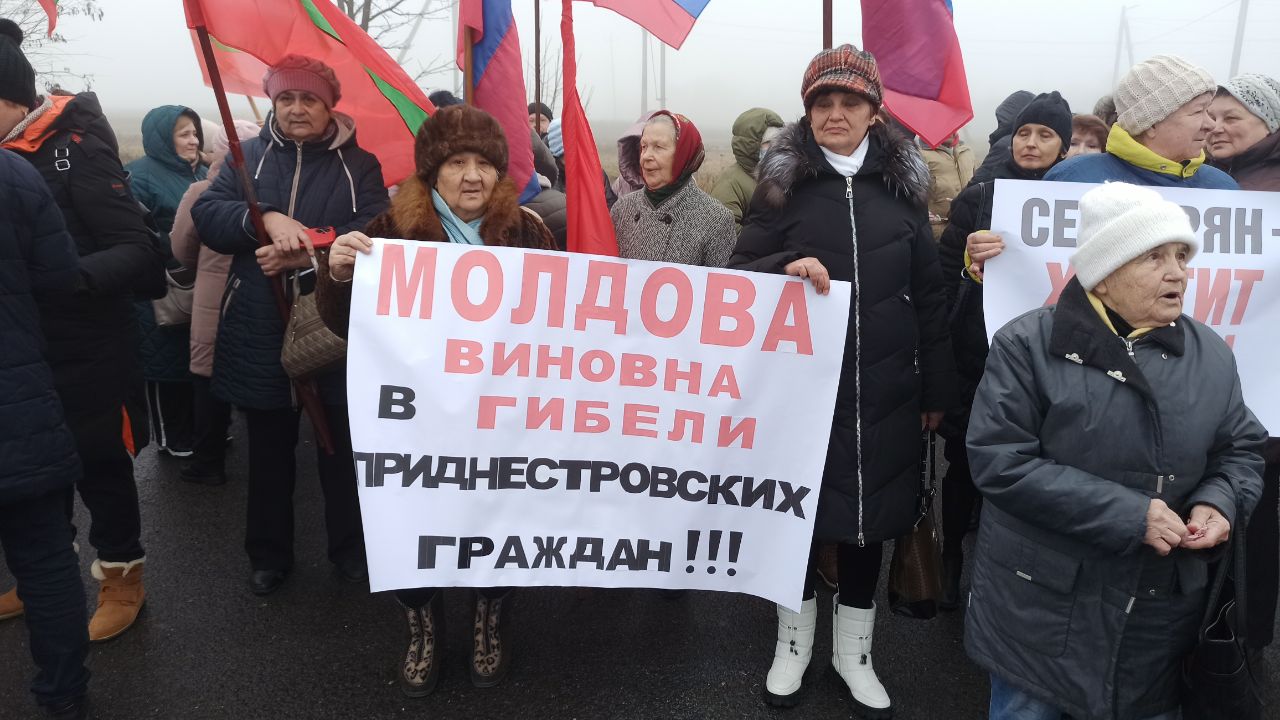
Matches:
[183,0,434,187]
[38,0,57,36]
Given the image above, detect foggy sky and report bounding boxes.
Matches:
[28,0,1280,147]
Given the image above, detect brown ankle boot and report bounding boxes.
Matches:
[88,558,146,642]
[0,587,23,621]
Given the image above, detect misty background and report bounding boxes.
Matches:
[16,0,1280,157]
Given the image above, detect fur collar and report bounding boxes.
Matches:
[755,120,931,211]
[368,175,552,250]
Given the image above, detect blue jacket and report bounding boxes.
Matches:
[0,149,82,504]
[191,113,388,410]
[1045,125,1239,190]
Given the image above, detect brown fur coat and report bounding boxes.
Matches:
[316,174,555,337]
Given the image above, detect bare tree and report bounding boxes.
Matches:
[334,0,456,84]
[526,36,562,114]
[1,0,105,90]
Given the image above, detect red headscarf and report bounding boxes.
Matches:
[650,110,705,185]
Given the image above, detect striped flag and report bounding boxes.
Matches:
[561,0,617,255]
[37,0,57,36]
[588,0,708,49]
[457,0,539,203]
[183,0,434,187]
[861,0,973,148]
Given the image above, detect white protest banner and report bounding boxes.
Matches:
[986,179,1280,432]
[346,241,851,609]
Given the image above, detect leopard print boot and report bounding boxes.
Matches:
[398,593,441,697]
[470,590,513,688]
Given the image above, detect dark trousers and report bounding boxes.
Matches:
[1246,460,1279,649]
[145,380,195,452]
[188,376,230,472]
[63,403,144,563]
[941,436,980,552]
[0,489,90,708]
[803,541,883,608]
[244,404,365,571]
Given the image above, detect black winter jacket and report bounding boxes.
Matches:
[0,149,82,504]
[966,278,1265,720]
[191,114,388,410]
[730,120,956,545]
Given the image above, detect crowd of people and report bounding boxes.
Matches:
[0,11,1277,720]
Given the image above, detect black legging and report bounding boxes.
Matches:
[803,541,883,609]
[396,587,510,608]
[941,436,980,552]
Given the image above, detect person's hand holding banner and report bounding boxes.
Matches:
[965,230,1005,280]
[329,231,374,282]
[784,257,831,295]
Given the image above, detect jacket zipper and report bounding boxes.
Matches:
[846,176,866,548]
[287,142,303,219]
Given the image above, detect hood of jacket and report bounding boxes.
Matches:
[730,107,784,175]
[141,105,203,175]
[615,112,656,189]
[1,92,120,155]
[988,90,1035,145]
[264,109,359,154]
[754,119,930,212]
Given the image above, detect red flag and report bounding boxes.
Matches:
[183,0,434,187]
[188,31,269,99]
[588,0,708,50]
[561,0,618,256]
[38,0,57,36]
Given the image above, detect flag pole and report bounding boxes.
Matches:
[246,95,262,124]
[464,26,476,105]
[823,0,833,49]
[193,23,335,454]
[534,0,542,118]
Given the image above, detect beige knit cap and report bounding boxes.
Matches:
[1114,55,1215,136]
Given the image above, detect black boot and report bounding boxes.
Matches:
[939,548,963,612]
[470,590,512,688]
[398,593,442,697]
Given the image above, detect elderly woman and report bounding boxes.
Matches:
[730,45,954,717]
[936,91,1073,610]
[1208,72,1280,653]
[966,182,1265,720]
[318,104,553,698]
[610,110,735,268]
[1067,113,1108,158]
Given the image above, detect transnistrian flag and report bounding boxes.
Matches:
[183,0,434,187]
[457,0,539,203]
[561,0,617,256]
[38,0,57,36]
[861,0,973,148]
[587,0,708,49]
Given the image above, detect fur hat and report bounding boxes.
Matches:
[0,19,37,111]
[801,44,883,111]
[263,55,341,108]
[1220,74,1280,135]
[1115,55,1215,136]
[415,104,508,184]
[1071,182,1198,292]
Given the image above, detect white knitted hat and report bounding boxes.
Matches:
[1221,73,1280,134]
[1115,55,1215,136]
[1071,183,1199,291]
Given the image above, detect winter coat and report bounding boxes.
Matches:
[965,277,1265,720]
[610,113,655,200]
[171,175,226,378]
[126,105,208,383]
[190,113,388,410]
[523,183,568,251]
[315,173,554,336]
[710,108,784,229]
[1045,124,1238,189]
[730,120,956,545]
[920,141,976,239]
[610,179,736,268]
[0,149,82,505]
[2,93,164,426]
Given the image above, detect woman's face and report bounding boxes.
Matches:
[1093,242,1191,329]
[808,91,876,156]
[435,151,498,222]
[1140,92,1214,162]
[1207,94,1270,161]
[1067,133,1103,158]
[639,120,677,190]
[273,90,333,143]
[1011,123,1063,170]
[173,116,201,165]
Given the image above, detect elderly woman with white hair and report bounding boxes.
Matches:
[965,182,1265,720]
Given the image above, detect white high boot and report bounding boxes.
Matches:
[832,596,892,719]
[763,596,817,706]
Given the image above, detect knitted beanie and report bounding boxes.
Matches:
[1071,182,1199,291]
[528,102,553,121]
[414,104,508,184]
[263,55,341,108]
[546,117,563,158]
[1114,55,1215,136]
[1220,73,1280,134]
[801,44,883,111]
[0,19,37,111]
[1012,91,1073,152]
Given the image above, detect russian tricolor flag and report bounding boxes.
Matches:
[862,0,973,148]
[589,0,709,49]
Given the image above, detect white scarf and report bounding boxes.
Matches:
[820,133,871,177]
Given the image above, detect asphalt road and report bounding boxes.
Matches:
[1,420,1276,719]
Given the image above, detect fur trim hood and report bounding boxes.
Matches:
[755,120,930,211]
